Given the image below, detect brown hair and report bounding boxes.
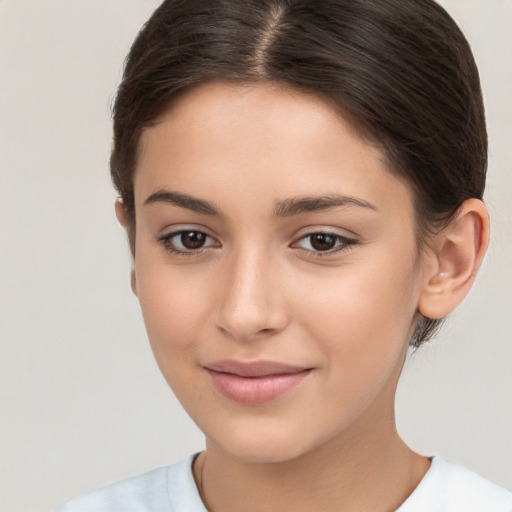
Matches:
[110,0,487,346]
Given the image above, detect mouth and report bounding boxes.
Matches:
[204,360,312,405]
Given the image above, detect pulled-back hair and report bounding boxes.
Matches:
[110,0,487,346]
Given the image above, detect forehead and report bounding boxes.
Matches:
[134,81,413,217]
[142,81,368,158]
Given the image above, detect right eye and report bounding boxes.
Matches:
[158,230,219,254]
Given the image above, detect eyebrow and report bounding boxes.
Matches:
[143,189,377,217]
[144,190,223,216]
[273,194,377,217]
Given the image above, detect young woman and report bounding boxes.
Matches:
[56,0,511,510]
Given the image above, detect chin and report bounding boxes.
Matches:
[204,417,328,465]
[220,440,308,465]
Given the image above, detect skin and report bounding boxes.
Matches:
[117,81,489,512]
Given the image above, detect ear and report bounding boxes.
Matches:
[418,199,489,319]
[115,197,128,227]
[130,269,138,297]
[115,197,138,296]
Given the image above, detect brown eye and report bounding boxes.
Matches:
[180,231,206,249]
[158,229,218,254]
[309,233,336,251]
[293,232,357,255]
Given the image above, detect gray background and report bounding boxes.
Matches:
[0,1,510,511]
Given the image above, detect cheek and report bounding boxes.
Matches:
[294,252,420,367]
[133,253,211,360]
[289,263,419,432]
[134,267,212,407]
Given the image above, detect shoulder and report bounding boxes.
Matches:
[438,458,512,511]
[54,454,206,512]
[399,456,512,512]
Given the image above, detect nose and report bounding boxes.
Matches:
[215,248,289,342]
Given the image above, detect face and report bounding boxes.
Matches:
[131,82,426,463]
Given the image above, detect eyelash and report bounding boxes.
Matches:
[156,230,219,257]
[292,232,358,257]
[157,230,358,257]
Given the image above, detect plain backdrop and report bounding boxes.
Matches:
[0,1,511,511]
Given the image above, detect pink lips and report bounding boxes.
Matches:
[205,360,311,405]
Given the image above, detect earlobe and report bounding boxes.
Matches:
[418,199,489,319]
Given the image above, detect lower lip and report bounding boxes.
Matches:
[206,369,311,405]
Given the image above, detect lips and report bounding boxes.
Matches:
[205,360,312,405]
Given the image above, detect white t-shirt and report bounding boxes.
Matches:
[55,454,512,511]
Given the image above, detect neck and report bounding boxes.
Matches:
[194,405,430,512]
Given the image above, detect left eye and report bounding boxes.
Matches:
[294,232,356,252]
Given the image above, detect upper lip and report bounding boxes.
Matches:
[205,360,310,377]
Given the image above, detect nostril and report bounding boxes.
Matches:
[215,308,288,342]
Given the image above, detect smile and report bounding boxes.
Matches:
[205,360,312,405]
